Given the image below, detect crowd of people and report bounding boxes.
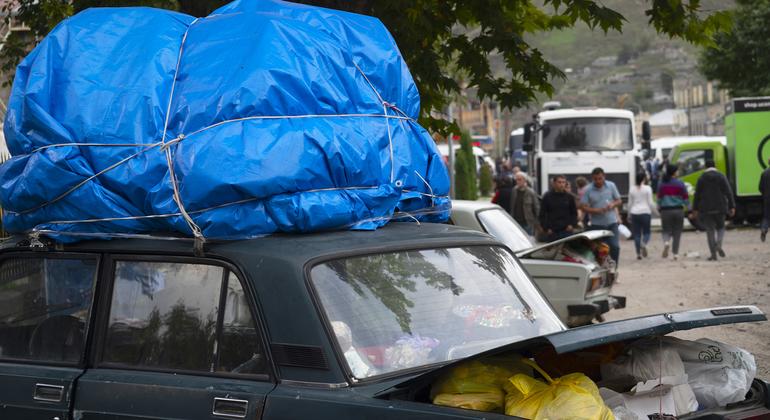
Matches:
[491,156,770,266]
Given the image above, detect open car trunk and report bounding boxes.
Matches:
[376,306,769,419]
[516,230,614,266]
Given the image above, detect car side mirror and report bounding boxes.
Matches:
[523,123,534,152]
[641,121,651,142]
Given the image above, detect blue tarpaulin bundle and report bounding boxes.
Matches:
[0,0,450,241]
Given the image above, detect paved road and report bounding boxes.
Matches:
[605,226,770,378]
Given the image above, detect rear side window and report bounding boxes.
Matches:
[102,260,267,376]
[0,257,98,363]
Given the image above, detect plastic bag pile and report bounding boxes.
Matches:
[0,0,450,241]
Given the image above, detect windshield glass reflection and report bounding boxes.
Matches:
[310,246,563,379]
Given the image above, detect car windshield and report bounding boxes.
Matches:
[476,208,534,252]
[541,117,633,151]
[310,246,563,380]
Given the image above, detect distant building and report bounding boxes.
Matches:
[672,80,730,135]
[649,109,689,138]
[591,56,617,68]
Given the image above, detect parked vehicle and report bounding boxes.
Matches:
[520,106,647,215]
[0,224,767,419]
[508,127,529,172]
[669,97,770,224]
[450,200,624,327]
[647,136,726,163]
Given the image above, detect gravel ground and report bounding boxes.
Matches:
[605,226,770,379]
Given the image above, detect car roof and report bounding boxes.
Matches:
[450,199,499,213]
[1,222,495,261]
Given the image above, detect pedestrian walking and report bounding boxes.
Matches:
[580,167,622,264]
[509,172,540,236]
[491,174,514,213]
[539,175,577,241]
[693,159,735,261]
[656,164,688,260]
[629,173,655,259]
[758,157,770,242]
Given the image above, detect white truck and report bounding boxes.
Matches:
[522,106,649,211]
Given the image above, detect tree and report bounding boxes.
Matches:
[699,0,770,97]
[2,0,731,132]
[454,131,478,200]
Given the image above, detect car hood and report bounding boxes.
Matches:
[375,305,766,396]
[515,229,613,259]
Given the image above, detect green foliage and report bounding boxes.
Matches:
[645,0,732,47]
[0,0,732,133]
[479,163,493,197]
[699,0,770,97]
[454,131,478,200]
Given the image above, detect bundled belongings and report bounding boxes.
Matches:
[505,359,614,420]
[0,0,450,241]
[599,337,757,418]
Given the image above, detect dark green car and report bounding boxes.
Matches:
[0,223,767,419]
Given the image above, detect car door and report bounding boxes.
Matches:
[0,253,100,419]
[73,255,275,419]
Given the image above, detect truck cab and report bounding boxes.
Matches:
[670,97,770,224]
[669,140,728,199]
[522,107,640,205]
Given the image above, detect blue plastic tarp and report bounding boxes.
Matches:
[0,0,450,240]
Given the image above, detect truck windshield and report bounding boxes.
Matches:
[310,246,563,380]
[541,117,633,152]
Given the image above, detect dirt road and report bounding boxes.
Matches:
[605,226,770,378]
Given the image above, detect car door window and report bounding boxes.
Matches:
[217,272,266,374]
[103,260,268,375]
[0,257,98,363]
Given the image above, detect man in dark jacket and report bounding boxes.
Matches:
[693,160,735,260]
[760,157,770,242]
[539,175,577,241]
[509,172,540,235]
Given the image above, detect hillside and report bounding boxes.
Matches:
[511,0,733,113]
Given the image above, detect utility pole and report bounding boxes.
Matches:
[448,103,455,199]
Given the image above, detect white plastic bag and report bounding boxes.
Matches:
[665,337,757,408]
[618,224,632,239]
[600,339,699,416]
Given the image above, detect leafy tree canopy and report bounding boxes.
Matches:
[2,0,731,132]
[699,0,770,97]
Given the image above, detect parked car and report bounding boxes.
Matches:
[0,223,767,419]
[450,200,625,326]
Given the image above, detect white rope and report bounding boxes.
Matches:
[161,18,203,240]
[8,142,163,215]
[30,204,451,241]
[412,170,436,207]
[352,61,396,183]
[40,186,383,225]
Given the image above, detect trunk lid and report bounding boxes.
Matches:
[515,230,613,259]
[376,305,766,396]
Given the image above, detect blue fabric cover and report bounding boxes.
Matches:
[0,0,450,240]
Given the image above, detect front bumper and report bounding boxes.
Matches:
[566,295,626,327]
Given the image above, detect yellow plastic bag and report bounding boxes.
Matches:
[505,359,614,420]
[431,357,531,413]
[432,390,505,412]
